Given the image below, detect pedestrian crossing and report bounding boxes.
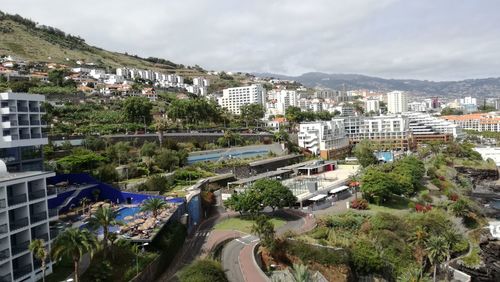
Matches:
[236,235,259,245]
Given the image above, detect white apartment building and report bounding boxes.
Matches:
[0,92,57,282]
[193,77,210,87]
[365,99,380,113]
[442,113,500,132]
[298,119,349,157]
[460,96,477,105]
[403,112,464,139]
[217,84,266,115]
[387,91,408,114]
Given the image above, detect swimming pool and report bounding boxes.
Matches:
[81,206,142,234]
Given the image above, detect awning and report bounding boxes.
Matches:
[330,185,349,194]
[309,194,327,201]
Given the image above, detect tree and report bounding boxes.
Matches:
[155,149,180,172]
[353,140,378,167]
[154,118,169,146]
[122,97,153,124]
[251,215,276,251]
[425,236,449,282]
[285,106,303,126]
[360,167,396,204]
[141,198,168,218]
[95,164,119,183]
[48,69,66,86]
[107,141,131,165]
[240,103,265,127]
[56,148,107,173]
[82,136,106,151]
[88,206,119,258]
[140,141,158,158]
[29,239,48,282]
[441,107,463,116]
[252,179,296,211]
[224,190,262,216]
[52,228,98,282]
[179,259,228,282]
[79,197,90,216]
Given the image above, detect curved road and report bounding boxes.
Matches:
[221,210,315,282]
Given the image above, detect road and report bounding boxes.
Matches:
[222,239,249,282]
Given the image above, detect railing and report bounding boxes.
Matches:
[9,217,29,231]
[30,120,40,125]
[33,233,49,242]
[0,248,9,261]
[29,189,46,201]
[20,134,30,140]
[50,229,59,240]
[47,188,56,196]
[2,106,17,112]
[8,194,27,206]
[18,120,29,126]
[0,273,11,282]
[48,209,58,218]
[29,107,40,112]
[0,199,5,209]
[31,133,41,139]
[30,212,47,224]
[0,224,8,234]
[13,264,32,280]
[17,107,28,112]
[11,240,30,255]
[9,120,17,126]
[10,134,19,140]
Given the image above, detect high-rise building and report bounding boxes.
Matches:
[0,92,57,282]
[217,84,266,115]
[365,99,380,113]
[387,91,408,114]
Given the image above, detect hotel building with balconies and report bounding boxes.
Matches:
[0,92,57,282]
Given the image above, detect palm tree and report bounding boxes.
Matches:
[409,226,429,272]
[29,239,48,282]
[79,197,90,216]
[290,264,311,282]
[88,206,119,257]
[154,118,169,147]
[397,267,432,282]
[141,198,168,218]
[425,236,449,282]
[52,228,98,282]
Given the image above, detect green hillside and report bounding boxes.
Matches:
[0,11,204,75]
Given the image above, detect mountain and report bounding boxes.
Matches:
[0,11,204,75]
[255,72,500,98]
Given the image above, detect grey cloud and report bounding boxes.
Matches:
[2,0,500,80]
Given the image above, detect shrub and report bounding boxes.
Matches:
[350,199,369,210]
[351,239,385,275]
[179,259,228,282]
[310,226,329,240]
[448,193,459,201]
[287,241,348,265]
[415,203,432,213]
[321,212,367,231]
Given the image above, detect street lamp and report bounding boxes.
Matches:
[136,242,149,275]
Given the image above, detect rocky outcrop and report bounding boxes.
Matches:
[456,231,500,282]
[454,166,499,185]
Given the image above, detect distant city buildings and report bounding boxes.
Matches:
[266,89,299,116]
[365,99,380,113]
[387,91,408,114]
[441,113,500,132]
[216,84,266,115]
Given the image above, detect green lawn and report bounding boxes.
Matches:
[214,217,286,233]
[45,260,73,282]
[365,196,411,214]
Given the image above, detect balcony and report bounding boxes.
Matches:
[48,209,58,218]
[0,248,9,261]
[30,120,40,126]
[17,107,28,113]
[33,233,49,242]
[1,106,17,113]
[47,188,56,196]
[0,224,8,234]
[13,264,32,280]
[49,229,59,240]
[9,217,29,231]
[18,120,29,126]
[31,133,41,139]
[30,212,47,224]
[29,107,40,112]
[20,134,30,140]
[9,120,17,126]
[0,199,5,209]
[0,273,11,282]
[8,194,27,206]
[29,190,45,201]
[11,240,30,255]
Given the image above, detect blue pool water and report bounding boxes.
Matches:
[375,151,394,162]
[187,149,269,164]
[81,206,142,234]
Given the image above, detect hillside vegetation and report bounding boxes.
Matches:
[0,11,203,75]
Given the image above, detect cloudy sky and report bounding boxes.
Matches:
[2,0,499,80]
